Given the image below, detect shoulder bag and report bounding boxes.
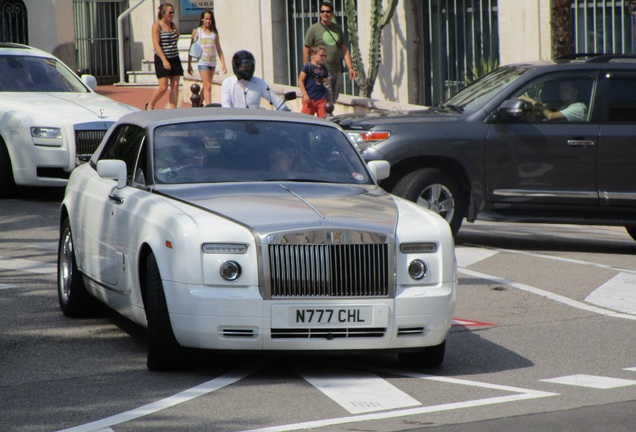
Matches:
[189,28,203,59]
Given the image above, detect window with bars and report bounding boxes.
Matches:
[0,0,28,44]
[572,0,636,54]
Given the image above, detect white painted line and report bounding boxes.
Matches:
[479,247,636,276]
[0,257,56,275]
[541,374,636,389]
[0,283,18,290]
[459,267,636,321]
[55,361,266,432]
[455,246,499,267]
[585,272,636,315]
[241,366,558,432]
[295,365,421,414]
[624,367,636,372]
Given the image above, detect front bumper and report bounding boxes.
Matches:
[164,281,455,352]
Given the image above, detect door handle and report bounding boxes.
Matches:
[567,139,595,148]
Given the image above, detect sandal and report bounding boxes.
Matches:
[144,103,149,110]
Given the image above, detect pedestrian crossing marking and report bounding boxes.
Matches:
[585,272,636,315]
[295,365,421,414]
[540,374,636,389]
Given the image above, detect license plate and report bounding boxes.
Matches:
[293,307,371,325]
[271,304,388,328]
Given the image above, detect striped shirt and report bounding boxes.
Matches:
[158,25,179,59]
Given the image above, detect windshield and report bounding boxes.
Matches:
[0,55,89,93]
[152,120,374,185]
[443,65,532,112]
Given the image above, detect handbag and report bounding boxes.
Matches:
[189,28,203,59]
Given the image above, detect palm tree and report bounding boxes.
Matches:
[551,0,573,58]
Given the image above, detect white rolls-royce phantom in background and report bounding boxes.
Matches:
[0,43,137,197]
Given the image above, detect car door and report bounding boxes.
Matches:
[597,71,636,209]
[485,72,600,207]
[80,124,145,288]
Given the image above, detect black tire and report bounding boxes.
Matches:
[398,340,446,368]
[57,219,104,317]
[626,227,636,242]
[145,253,183,371]
[0,140,17,198]
[392,168,466,236]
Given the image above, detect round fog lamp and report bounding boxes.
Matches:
[220,261,242,281]
[408,259,427,280]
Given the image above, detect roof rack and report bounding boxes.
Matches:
[554,53,636,63]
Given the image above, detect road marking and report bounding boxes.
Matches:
[541,374,636,389]
[0,256,56,275]
[240,366,558,432]
[452,318,496,327]
[295,365,421,414]
[624,367,636,372]
[55,361,266,432]
[455,246,499,267]
[0,283,18,290]
[584,272,636,315]
[459,267,636,321]
[468,246,636,276]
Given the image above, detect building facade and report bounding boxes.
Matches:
[4,0,636,106]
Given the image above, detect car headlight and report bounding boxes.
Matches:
[31,127,62,139]
[202,243,248,254]
[219,261,242,281]
[400,243,438,253]
[407,259,428,280]
[346,131,390,152]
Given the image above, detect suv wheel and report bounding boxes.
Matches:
[392,168,465,235]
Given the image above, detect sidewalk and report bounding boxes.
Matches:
[95,85,194,110]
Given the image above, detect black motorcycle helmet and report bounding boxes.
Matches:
[232,50,255,81]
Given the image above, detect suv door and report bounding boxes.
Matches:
[485,72,600,208]
[597,71,636,209]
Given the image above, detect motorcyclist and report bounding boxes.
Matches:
[221,50,289,110]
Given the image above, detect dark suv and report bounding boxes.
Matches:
[332,54,636,241]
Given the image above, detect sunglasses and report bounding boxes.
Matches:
[320,10,332,14]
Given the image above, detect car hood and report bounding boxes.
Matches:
[0,92,137,120]
[160,182,399,238]
[332,107,459,128]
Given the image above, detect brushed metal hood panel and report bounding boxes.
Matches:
[161,182,398,237]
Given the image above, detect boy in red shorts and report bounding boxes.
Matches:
[298,45,329,118]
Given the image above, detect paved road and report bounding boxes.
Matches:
[1,188,635,432]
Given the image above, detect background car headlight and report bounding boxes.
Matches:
[220,261,242,281]
[31,127,62,139]
[408,259,428,280]
[346,131,390,152]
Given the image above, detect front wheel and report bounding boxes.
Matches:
[57,219,103,317]
[145,253,184,371]
[392,168,466,236]
[0,141,17,198]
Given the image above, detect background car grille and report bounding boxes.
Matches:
[268,244,390,298]
[75,129,106,160]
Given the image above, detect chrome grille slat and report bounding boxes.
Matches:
[268,244,389,298]
[75,129,107,159]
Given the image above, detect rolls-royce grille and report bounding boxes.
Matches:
[75,130,107,160]
[268,244,389,298]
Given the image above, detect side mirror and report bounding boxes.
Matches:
[81,74,98,90]
[367,160,390,181]
[497,99,532,121]
[284,91,297,102]
[97,159,127,189]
